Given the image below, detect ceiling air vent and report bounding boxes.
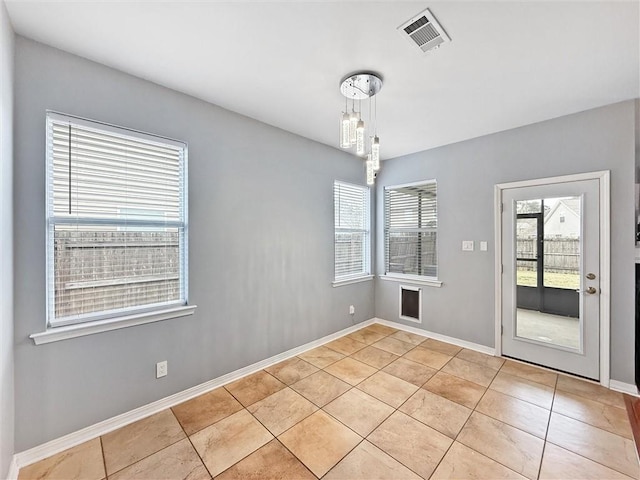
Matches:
[398,8,450,54]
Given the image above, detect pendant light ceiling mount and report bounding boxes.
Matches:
[339,72,383,100]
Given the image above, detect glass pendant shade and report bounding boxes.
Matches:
[349,111,358,145]
[356,120,365,155]
[371,136,380,170]
[366,155,374,186]
[340,113,350,148]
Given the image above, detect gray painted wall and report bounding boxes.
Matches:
[0,1,14,475]
[375,101,636,384]
[13,37,374,451]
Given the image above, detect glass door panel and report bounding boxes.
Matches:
[514,196,581,351]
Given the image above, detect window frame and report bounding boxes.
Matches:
[333,180,372,286]
[44,111,191,329]
[383,179,440,286]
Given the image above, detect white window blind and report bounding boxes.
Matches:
[334,181,370,280]
[46,112,188,327]
[384,181,437,278]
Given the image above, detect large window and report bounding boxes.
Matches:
[46,112,188,327]
[384,180,437,279]
[334,181,370,282]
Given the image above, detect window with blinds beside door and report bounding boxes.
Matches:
[46,112,188,327]
[384,180,438,279]
[334,181,370,282]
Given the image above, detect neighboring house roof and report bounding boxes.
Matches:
[544,198,580,223]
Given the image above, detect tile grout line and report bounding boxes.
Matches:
[386,341,521,479]
[536,370,560,480]
[553,391,634,439]
[355,338,467,479]
[269,438,319,480]
[306,331,637,480]
[220,331,400,480]
[221,388,318,479]
[623,393,640,461]
[317,327,425,479]
[439,362,507,478]
[173,407,215,480]
[545,411,638,478]
[102,410,189,478]
[352,350,430,479]
[545,372,638,478]
[271,327,398,478]
[98,436,107,480]
[439,353,543,479]
[183,365,320,478]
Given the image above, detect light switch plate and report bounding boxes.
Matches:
[480,241,488,251]
[462,241,474,251]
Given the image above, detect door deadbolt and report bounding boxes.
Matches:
[585,286,597,294]
[586,273,596,280]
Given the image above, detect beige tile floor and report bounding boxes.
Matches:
[18,323,639,480]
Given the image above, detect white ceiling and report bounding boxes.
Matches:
[5,1,640,160]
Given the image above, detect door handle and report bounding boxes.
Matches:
[585,286,598,294]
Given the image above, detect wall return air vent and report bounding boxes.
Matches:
[398,8,451,54]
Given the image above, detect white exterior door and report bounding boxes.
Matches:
[500,178,601,380]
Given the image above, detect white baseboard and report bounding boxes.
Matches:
[13,318,375,470]
[610,379,639,397]
[14,316,629,474]
[5,455,19,480]
[374,317,496,356]
[377,317,639,399]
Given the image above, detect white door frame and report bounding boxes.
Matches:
[494,171,611,387]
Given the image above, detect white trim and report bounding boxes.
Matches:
[375,317,496,355]
[494,170,611,387]
[6,456,19,480]
[384,179,437,190]
[379,274,442,288]
[46,111,186,149]
[609,379,639,397]
[494,171,611,190]
[332,275,374,287]
[14,318,376,470]
[30,305,197,345]
[599,171,611,387]
[494,184,503,356]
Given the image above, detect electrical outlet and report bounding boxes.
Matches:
[349,305,355,315]
[480,241,488,251]
[156,361,167,378]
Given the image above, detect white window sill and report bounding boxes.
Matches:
[332,275,374,287]
[379,274,443,288]
[30,305,197,345]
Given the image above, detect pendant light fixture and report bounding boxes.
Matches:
[339,72,383,185]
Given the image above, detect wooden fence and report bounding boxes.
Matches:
[517,237,579,273]
[54,230,180,318]
[387,233,437,276]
